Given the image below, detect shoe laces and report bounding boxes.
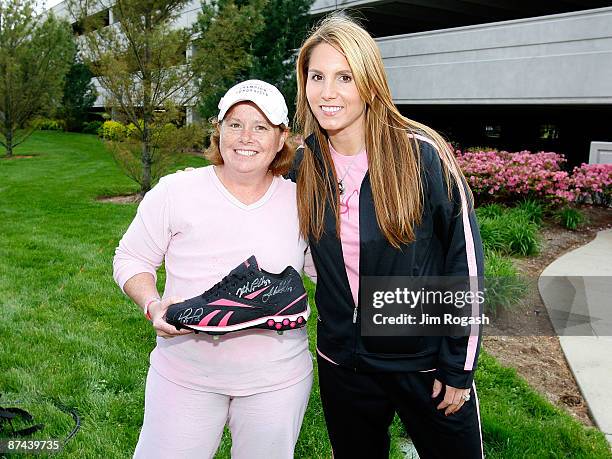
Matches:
[209,272,248,297]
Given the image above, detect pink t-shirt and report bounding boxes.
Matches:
[113,166,312,396]
[330,143,368,308]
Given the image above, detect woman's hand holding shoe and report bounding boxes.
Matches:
[148,297,193,338]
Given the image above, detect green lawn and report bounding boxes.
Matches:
[1,132,610,458]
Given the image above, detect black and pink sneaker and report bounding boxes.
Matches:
[165,256,309,335]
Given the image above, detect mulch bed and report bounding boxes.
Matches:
[483,206,612,426]
[96,194,142,204]
[1,155,37,159]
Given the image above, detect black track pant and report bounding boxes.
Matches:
[317,355,484,459]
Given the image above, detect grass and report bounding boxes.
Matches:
[1,132,610,458]
[476,353,610,458]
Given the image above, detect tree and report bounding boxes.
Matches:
[0,0,74,157]
[59,51,97,132]
[72,0,197,194]
[193,0,267,120]
[194,0,313,122]
[243,0,313,121]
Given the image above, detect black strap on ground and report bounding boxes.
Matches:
[0,394,81,444]
[54,403,81,444]
[0,404,44,437]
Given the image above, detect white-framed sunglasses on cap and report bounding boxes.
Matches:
[217,80,289,127]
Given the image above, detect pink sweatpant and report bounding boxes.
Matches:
[133,367,313,459]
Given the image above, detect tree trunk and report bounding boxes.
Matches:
[140,13,153,195]
[141,129,152,195]
[5,126,14,157]
[3,106,14,157]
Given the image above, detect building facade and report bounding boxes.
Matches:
[52,0,612,163]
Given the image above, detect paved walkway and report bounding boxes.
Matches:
[539,228,612,448]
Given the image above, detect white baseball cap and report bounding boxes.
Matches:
[218,80,289,126]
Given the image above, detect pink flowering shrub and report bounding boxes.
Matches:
[455,150,573,204]
[570,163,612,206]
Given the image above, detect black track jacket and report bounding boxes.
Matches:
[289,134,485,389]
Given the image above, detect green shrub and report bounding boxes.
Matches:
[484,249,517,278]
[159,122,178,139]
[514,199,544,226]
[478,216,507,253]
[125,120,145,138]
[126,122,138,138]
[99,120,127,141]
[504,213,540,256]
[555,207,585,231]
[32,118,65,131]
[156,122,207,153]
[483,249,527,315]
[82,120,103,135]
[476,203,505,220]
[464,146,498,153]
[478,209,540,256]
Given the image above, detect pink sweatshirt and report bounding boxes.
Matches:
[113,166,313,396]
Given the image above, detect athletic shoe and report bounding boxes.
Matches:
[165,256,309,334]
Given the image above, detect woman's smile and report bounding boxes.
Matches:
[320,105,343,115]
[234,148,259,157]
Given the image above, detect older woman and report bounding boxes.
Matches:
[113,80,313,459]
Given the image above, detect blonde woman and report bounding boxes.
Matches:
[291,14,485,458]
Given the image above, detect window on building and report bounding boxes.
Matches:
[484,124,501,139]
[72,8,110,36]
[540,124,560,140]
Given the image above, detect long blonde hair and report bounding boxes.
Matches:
[295,13,468,248]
